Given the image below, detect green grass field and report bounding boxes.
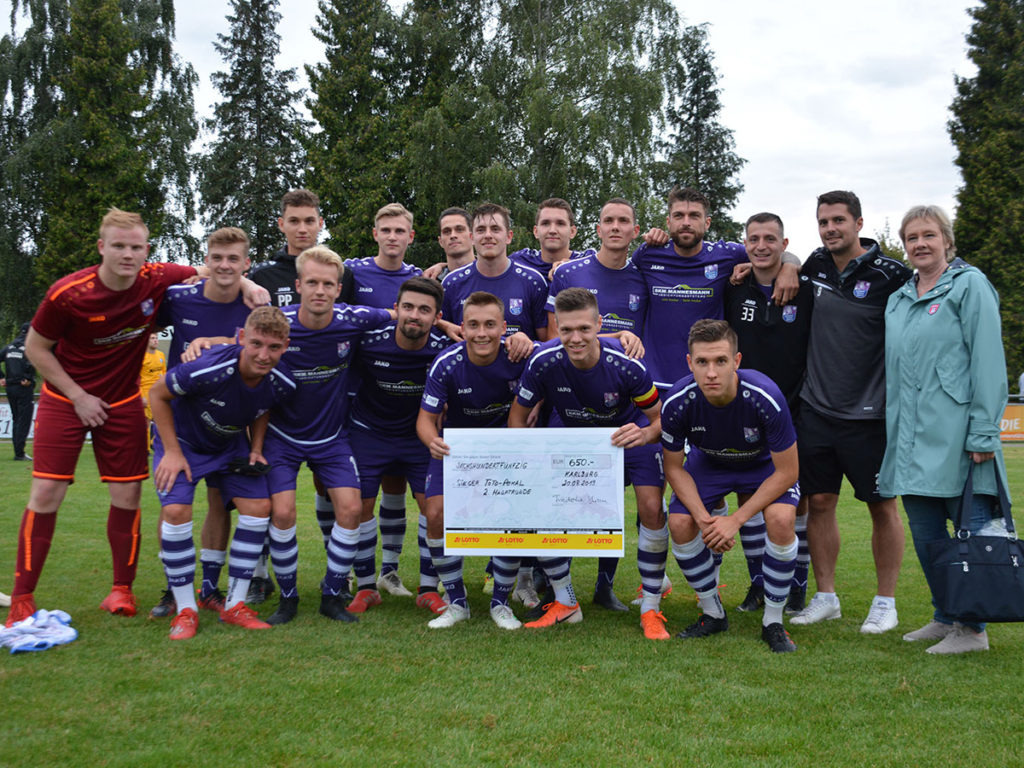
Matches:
[2,443,1023,767]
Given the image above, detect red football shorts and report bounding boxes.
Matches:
[33,386,149,484]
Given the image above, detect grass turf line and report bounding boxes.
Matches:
[1,444,1023,767]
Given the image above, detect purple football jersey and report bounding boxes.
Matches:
[516,338,659,428]
[421,343,527,428]
[660,368,796,468]
[441,261,548,339]
[546,255,647,335]
[344,257,422,309]
[510,247,596,283]
[165,343,296,453]
[269,303,391,444]
[349,322,451,437]
[157,281,250,369]
[632,240,747,389]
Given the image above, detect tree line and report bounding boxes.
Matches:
[2,0,1021,383]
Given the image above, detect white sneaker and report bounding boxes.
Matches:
[789,593,842,625]
[0,591,11,608]
[377,570,413,597]
[926,623,989,654]
[860,599,898,634]
[903,620,955,642]
[489,603,522,630]
[512,580,540,608]
[427,602,470,628]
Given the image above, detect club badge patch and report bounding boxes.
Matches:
[704,264,718,280]
[508,298,523,316]
[744,427,760,443]
[629,294,640,311]
[140,298,154,316]
[782,305,798,323]
[337,341,351,358]
[853,280,870,299]
[928,303,940,315]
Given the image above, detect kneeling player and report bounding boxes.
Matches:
[416,292,533,629]
[661,319,800,653]
[149,307,295,640]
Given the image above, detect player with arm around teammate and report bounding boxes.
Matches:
[249,246,393,626]
[6,209,208,626]
[345,277,451,615]
[416,292,533,629]
[509,288,669,637]
[149,307,295,639]
[661,319,801,653]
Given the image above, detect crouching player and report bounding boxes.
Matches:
[660,319,800,653]
[149,307,296,640]
[416,292,532,629]
[509,287,667,635]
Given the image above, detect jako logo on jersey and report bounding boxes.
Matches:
[744,427,760,443]
[604,392,619,407]
[648,264,665,271]
[358,286,373,293]
[782,305,798,323]
[557,386,571,393]
[140,298,154,316]
[629,294,640,311]
[373,359,390,367]
[182,318,198,326]
[508,298,523,316]
[337,342,351,358]
[704,264,718,280]
[853,280,870,298]
[928,303,940,315]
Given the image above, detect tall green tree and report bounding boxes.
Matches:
[306,0,406,260]
[481,0,681,238]
[657,23,746,241]
[0,0,197,304]
[198,0,308,262]
[948,0,1024,383]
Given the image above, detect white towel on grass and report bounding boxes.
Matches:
[0,609,78,653]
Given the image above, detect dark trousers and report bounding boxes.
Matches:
[6,384,33,457]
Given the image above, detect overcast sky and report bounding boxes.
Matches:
[172,1,978,254]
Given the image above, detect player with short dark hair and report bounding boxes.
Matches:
[344,277,451,615]
[436,207,475,280]
[790,191,911,634]
[661,319,801,653]
[509,198,596,281]
[441,203,550,342]
[416,292,533,630]
[148,307,296,640]
[724,213,815,614]
[509,288,667,636]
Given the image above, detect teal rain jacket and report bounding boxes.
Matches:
[878,258,1008,498]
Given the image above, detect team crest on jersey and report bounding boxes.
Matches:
[853,280,870,299]
[604,392,619,408]
[508,298,523,316]
[928,303,940,315]
[704,264,718,280]
[629,294,641,311]
[337,342,351,358]
[140,298,154,316]
[743,427,760,443]
[782,305,798,323]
